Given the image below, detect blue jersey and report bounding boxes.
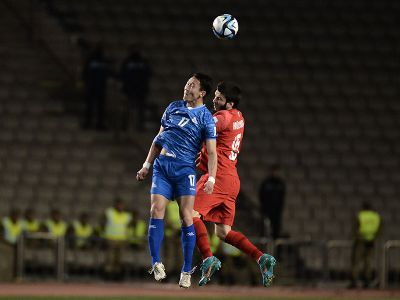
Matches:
[154,100,216,165]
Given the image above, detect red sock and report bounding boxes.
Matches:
[225,230,263,261]
[193,217,213,259]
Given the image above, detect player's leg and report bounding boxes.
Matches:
[148,161,173,281]
[193,211,213,259]
[176,195,196,288]
[216,223,276,287]
[193,175,224,286]
[193,175,215,260]
[193,211,222,286]
[148,194,169,281]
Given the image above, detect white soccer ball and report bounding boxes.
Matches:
[212,14,239,40]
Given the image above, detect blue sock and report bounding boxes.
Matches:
[148,218,164,265]
[181,224,196,273]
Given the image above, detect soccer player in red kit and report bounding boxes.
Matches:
[193,82,276,287]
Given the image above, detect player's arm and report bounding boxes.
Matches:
[203,138,217,194]
[136,126,163,181]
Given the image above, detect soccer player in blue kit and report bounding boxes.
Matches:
[136,73,218,288]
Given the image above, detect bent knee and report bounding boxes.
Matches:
[150,205,165,219]
[216,226,231,240]
[193,210,201,219]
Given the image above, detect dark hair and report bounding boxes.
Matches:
[217,81,241,108]
[192,73,212,100]
[362,201,372,210]
[270,164,281,171]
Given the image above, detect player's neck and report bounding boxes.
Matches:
[186,98,204,108]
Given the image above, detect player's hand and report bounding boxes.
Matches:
[136,167,149,181]
[203,180,215,194]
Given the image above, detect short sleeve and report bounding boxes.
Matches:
[160,102,173,127]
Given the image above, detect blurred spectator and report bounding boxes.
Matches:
[127,209,146,249]
[82,42,113,130]
[0,208,23,245]
[0,208,23,280]
[259,164,286,239]
[69,212,94,249]
[103,198,132,278]
[349,201,381,289]
[118,44,152,131]
[45,209,67,239]
[21,208,42,235]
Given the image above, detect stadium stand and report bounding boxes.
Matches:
[0,0,399,284]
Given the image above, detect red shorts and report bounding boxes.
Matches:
[194,174,240,226]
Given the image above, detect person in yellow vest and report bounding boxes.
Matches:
[127,209,147,249]
[69,212,94,249]
[103,198,132,278]
[349,201,381,289]
[1,208,23,245]
[21,208,42,235]
[45,209,67,239]
[209,232,220,255]
[0,208,23,280]
[21,208,44,248]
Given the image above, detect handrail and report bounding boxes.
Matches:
[380,240,400,289]
[16,233,65,282]
[326,239,353,248]
[325,239,353,282]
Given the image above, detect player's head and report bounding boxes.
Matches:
[362,201,372,211]
[270,164,281,177]
[183,73,212,103]
[9,208,20,221]
[51,209,62,221]
[114,197,125,211]
[79,212,89,224]
[213,81,241,111]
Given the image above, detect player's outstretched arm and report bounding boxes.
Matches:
[136,126,163,181]
[203,139,217,194]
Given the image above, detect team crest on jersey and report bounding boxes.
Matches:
[191,117,198,124]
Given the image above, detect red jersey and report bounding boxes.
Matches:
[198,108,245,177]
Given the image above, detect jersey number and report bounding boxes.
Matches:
[178,117,190,127]
[188,175,195,187]
[229,133,242,161]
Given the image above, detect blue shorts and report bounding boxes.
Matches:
[151,155,197,200]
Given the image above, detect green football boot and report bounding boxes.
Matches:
[258,253,276,287]
[199,256,222,286]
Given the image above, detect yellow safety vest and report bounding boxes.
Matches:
[128,220,147,245]
[104,208,132,241]
[358,210,380,241]
[210,233,220,254]
[2,217,23,244]
[22,219,40,234]
[222,242,241,257]
[46,220,67,238]
[165,201,181,237]
[73,220,93,247]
